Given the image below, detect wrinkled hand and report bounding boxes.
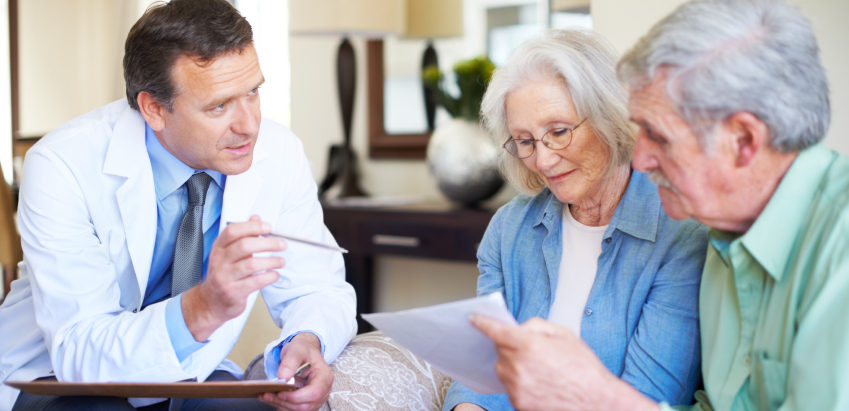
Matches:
[471,315,657,411]
[260,332,333,411]
[183,215,286,341]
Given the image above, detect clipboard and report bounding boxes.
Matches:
[5,380,296,398]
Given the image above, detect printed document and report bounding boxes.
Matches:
[361,292,517,394]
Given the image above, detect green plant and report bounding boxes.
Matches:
[422,55,495,123]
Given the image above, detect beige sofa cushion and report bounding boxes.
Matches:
[326,331,450,410]
[245,331,450,410]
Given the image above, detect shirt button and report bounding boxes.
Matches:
[604,238,612,244]
[132,308,139,313]
[744,353,751,365]
[584,307,593,316]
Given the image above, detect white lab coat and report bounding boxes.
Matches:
[0,100,357,408]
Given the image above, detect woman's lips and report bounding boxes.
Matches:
[547,169,575,183]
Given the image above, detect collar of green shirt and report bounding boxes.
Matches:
[709,144,837,281]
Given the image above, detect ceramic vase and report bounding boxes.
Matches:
[426,119,503,207]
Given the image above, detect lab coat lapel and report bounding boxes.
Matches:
[103,107,157,303]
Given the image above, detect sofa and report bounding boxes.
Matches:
[246,331,451,410]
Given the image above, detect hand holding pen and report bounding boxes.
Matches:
[226,222,347,253]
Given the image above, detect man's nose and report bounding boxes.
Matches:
[232,99,260,136]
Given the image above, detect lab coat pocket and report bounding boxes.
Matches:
[749,350,788,410]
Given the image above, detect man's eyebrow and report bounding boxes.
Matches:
[629,116,647,128]
[630,117,656,134]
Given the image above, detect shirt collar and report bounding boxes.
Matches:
[145,124,224,201]
[605,170,660,242]
[531,169,660,242]
[720,144,834,281]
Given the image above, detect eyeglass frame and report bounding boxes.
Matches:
[502,117,589,159]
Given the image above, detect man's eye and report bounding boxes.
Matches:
[249,87,259,96]
[646,131,665,143]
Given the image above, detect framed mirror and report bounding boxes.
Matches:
[367,39,431,159]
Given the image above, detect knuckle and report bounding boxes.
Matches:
[244,258,261,273]
[237,240,253,254]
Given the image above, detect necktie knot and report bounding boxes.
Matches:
[186,172,212,206]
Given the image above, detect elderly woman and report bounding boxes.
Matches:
[444,30,707,411]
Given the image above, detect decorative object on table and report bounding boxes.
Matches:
[404,0,464,131]
[288,0,405,199]
[422,56,503,207]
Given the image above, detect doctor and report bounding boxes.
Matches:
[0,0,356,410]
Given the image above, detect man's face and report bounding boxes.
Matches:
[629,73,735,227]
[153,44,264,175]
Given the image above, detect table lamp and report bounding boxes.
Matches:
[289,0,405,199]
[405,0,463,131]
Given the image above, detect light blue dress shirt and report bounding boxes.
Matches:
[443,171,708,410]
[144,125,224,360]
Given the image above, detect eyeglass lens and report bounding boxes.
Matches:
[504,127,575,159]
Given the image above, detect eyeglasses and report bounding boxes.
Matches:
[502,118,588,159]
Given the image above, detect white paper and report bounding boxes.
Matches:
[361,293,518,394]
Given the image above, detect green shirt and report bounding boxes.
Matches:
[664,144,849,411]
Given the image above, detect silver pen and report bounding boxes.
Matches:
[268,232,348,254]
[225,222,348,253]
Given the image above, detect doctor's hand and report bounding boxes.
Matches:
[182,215,286,341]
[470,315,659,411]
[260,332,333,411]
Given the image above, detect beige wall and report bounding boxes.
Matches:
[16,0,149,137]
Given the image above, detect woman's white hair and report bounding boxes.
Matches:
[618,0,829,152]
[481,29,634,194]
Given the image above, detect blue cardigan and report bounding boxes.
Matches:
[443,171,707,410]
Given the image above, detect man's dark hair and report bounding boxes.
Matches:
[123,0,253,111]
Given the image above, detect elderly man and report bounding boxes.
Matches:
[0,0,355,410]
[470,0,849,409]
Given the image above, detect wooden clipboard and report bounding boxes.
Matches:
[5,380,296,398]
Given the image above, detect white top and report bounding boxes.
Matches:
[548,206,607,335]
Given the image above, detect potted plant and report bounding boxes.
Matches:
[422,56,495,122]
[421,56,503,208]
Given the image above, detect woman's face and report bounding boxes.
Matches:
[505,75,611,205]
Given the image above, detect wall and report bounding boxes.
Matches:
[16,0,145,137]
[0,0,10,183]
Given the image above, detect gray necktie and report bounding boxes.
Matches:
[171,172,212,296]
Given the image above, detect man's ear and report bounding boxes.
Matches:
[724,112,769,168]
[136,91,167,131]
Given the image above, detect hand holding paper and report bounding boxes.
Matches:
[362,293,517,394]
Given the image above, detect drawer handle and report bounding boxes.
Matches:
[372,234,421,248]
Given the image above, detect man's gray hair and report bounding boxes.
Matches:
[618,0,830,152]
[481,30,634,194]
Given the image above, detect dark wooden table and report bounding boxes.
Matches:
[323,203,496,332]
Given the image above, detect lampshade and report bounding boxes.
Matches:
[405,0,463,39]
[289,0,406,37]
